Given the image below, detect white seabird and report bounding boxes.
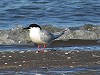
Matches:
[24,24,65,52]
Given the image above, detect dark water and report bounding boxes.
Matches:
[0,66,100,75]
[0,0,100,29]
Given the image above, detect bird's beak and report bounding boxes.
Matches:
[23,27,30,30]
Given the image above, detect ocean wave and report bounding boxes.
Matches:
[0,24,100,44]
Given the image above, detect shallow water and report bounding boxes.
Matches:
[0,0,100,29]
[0,45,100,51]
[0,66,100,75]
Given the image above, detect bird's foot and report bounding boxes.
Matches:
[35,50,47,53]
[35,50,41,53]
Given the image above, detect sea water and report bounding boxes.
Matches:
[0,0,100,29]
[0,45,100,51]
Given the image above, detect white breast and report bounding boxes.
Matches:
[29,28,46,44]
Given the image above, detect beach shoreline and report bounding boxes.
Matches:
[0,50,100,70]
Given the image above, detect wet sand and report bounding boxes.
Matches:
[0,50,100,70]
[49,39,100,47]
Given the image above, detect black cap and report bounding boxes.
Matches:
[23,24,42,30]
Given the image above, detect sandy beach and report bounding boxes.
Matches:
[0,50,100,70]
[0,40,100,75]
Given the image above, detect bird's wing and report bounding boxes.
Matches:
[40,30,55,44]
[53,30,65,39]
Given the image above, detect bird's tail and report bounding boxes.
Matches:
[53,29,66,39]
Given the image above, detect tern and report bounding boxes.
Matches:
[24,24,65,52]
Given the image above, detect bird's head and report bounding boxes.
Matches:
[23,24,42,31]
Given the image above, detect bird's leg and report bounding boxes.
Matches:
[42,44,46,53]
[38,44,40,52]
[44,44,46,48]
